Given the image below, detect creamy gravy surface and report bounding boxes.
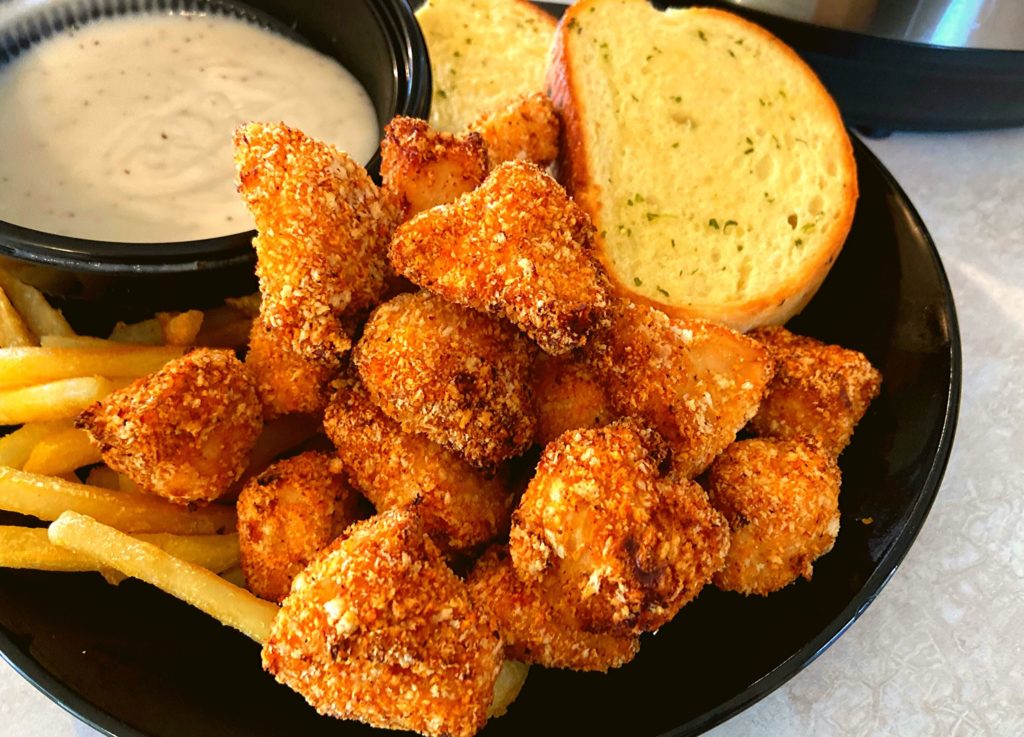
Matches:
[0,13,380,242]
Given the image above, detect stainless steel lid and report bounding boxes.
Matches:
[720,0,1024,51]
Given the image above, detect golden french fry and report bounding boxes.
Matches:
[0,345,183,389]
[0,421,72,468]
[0,268,74,338]
[49,511,276,642]
[488,660,530,718]
[239,414,320,482]
[224,294,261,318]
[0,466,236,534]
[109,318,163,345]
[158,310,204,346]
[0,376,122,424]
[22,427,102,475]
[84,465,120,490]
[39,335,116,349]
[194,308,253,349]
[0,286,36,347]
[219,565,248,588]
[0,526,240,574]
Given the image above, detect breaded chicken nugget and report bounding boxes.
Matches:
[245,323,339,418]
[389,160,611,355]
[706,438,841,596]
[533,351,616,447]
[381,116,489,221]
[263,509,503,737]
[510,419,729,634]
[323,378,515,554]
[469,92,560,168]
[233,122,394,417]
[237,451,366,603]
[467,546,639,671]
[354,291,536,468]
[77,349,262,504]
[749,326,882,456]
[586,299,774,478]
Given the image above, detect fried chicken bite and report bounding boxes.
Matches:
[469,92,560,168]
[237,451,366,603]
[533,351,616,447]
[381,116,489,221]
[323,378,515,555]
[706,438,841,596]
[467,546,640,671]
[233,122,394,417]
[263,508,503,737]
[389,160,611,355]
[77,349,262,504]
[586,299,774,478]
[510,419,729,634]
[749,326,882,456]
[354,290,536,468]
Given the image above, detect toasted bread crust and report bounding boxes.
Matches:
[550,2,858,330]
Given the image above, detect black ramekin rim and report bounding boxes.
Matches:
[0,0,431,274]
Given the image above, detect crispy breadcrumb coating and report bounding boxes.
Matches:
[237,451,366,603]
[533,351,616,447]
[77,349,262,504]
[354,291,536,468]
[389,160,611,355]
[749,326,882,456]
[245,322,340,418]
[263,509,503,737]
[323,378,515,554]
[233,122,394,417]
[467,546,639,671]
[586,299,774,478]
[381,116,489,221]
[470,93,560,168]
[706,438,841,596]
[510,419,729,634]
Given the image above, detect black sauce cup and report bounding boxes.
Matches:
[0,0,430,328]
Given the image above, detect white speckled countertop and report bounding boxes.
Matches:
[2,122,1024,737]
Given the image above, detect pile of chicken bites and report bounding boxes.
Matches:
[75,94,881,737]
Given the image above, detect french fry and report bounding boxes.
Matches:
[0,268,74,338]
[39,335,116,349]
[0,376,123,424]
[224,293,261,318]
[0,420,72,468]
[85,465,120,490]
[0,526,240,574]
[241,414,320,480]
[48,511,276,642]
[158,310,204,346]
[0,345,183,389]
[488,660,530,718]
[0,466,236,534]
[219,565,248,588]
[194,306,253,349]
[109,318,163,345]
[22,427,102,475]
[0,286,36,347]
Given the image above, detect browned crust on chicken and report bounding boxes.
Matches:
[470,92,560,169]
[533,350,616,447]
[467,546,639,671]
[237,451,366,603]
[381,116,489,221]
[510,419,729,634]
[354,290,536,468]
[263,509,503,737]
[388,160,611,355]
[77,349,262,504]
[706,437,841,596]
[585,299,774,477]
[749,326,881,456]
[233,122,394,417]
[323,377,515,555]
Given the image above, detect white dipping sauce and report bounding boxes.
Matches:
[0,13,380,242]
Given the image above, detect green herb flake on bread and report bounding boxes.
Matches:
[548,0,858,331]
